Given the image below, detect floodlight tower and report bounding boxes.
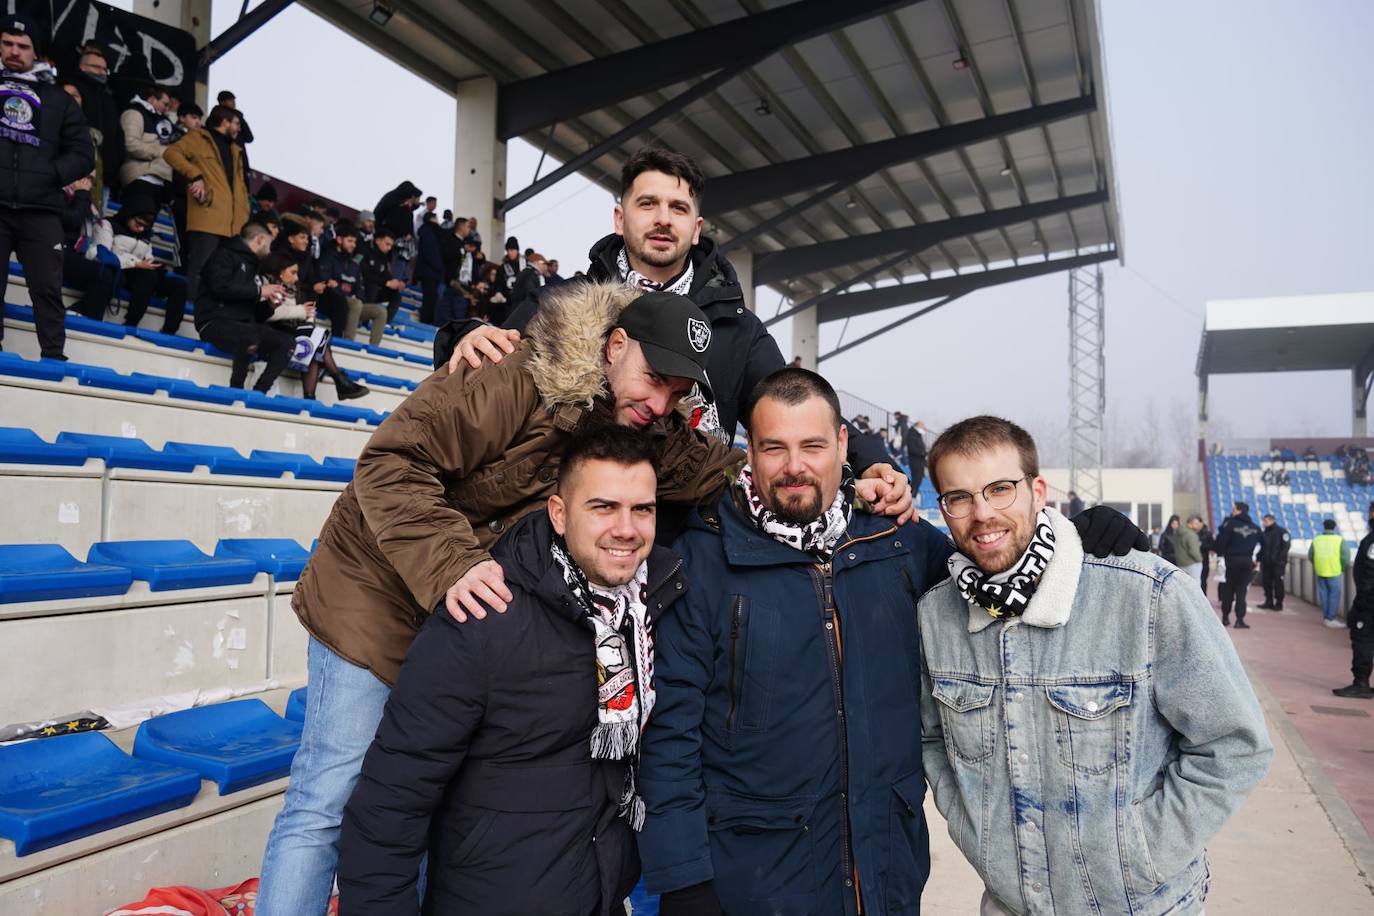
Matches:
[1068,265,1105,506]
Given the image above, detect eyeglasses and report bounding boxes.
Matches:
[937,475,1031,519]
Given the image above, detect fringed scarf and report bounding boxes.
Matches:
[948,508,1056,619]
[550,534,654,829]
[736,463,856,560]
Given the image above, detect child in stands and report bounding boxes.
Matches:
[108,206,189,335]
[257,252,368,401]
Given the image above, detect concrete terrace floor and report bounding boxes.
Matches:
[920,579,1374,914]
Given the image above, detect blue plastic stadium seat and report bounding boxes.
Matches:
[243,391,312,415]
[0,544,133,603]
[323,456,357,474]
[249,449,353,482]
[399,351,431,367]
[284,687,307,722]
[161,442,293,477]
[329,336,365,351]
[363,343,405,359]
[356,371,412,391]
[55,432,199,472]
[0,351,70,382]
[130,327,199,352]
[86,540,259,591]
[167,379,245,405]
[76,365,164,395]
[0,427,88,466]
[308,401,378,425]
[0,732,201,855]
[64,313,127,339]
[132,699,303,794]
[215,538,311,580]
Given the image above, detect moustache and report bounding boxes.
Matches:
[771,475,818,491]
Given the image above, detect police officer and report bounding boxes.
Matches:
[1258,513,1291,610]
[1333,502,1374,699]
[1214,500,1263,628]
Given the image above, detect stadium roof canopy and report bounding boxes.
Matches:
[1196,293,1374,435]
[298,0,1122,318]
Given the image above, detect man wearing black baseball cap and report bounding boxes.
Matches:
[0,14,94,360]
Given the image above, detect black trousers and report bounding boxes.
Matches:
[182,230,225,301]
[63,250,116,322]
[380,285,403,323]
[418,277,439,325]
[1200,555,1211,595]
[0,209,66,357]
[316,288,351,337]
[1350,603,1374,683]
[124,267,188,334]
[198,318,294,391]
[1260,561,1285,608]
[1219,557,1254,622]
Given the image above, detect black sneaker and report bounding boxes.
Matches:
[337,381,370,402]
[1221,616,1230,627]
[1234,621,1251,629]
[1333,683,1374,699]
[1258,603,1275,610]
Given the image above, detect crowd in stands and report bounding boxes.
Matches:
[0,13,568,397]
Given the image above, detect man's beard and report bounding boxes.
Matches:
[956,506,1036,575]
[625,229,687,269]
[764,475,823,526]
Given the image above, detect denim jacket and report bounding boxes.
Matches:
[918,509,1272,916]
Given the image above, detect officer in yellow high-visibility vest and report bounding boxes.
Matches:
[1309,519,1349,627]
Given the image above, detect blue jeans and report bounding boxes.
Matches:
[257,637,391,916]
[1317,575,1342,621]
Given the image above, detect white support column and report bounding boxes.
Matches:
[454,76,506,253]
[731,248,754,313]
[1355,368,1369,438]
[792,305,819,371]
[133,0,211,108]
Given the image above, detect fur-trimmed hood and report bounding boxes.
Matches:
[524,280,640,410]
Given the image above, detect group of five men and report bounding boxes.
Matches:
[256,148,1273,915]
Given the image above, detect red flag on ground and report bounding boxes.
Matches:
[104,877,338,916]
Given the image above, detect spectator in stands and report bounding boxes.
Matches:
[1310,519,1348,628]
[436,217,470,326]
[1332,502,1374,699]
[163,104,251,300]
[251,179,278,221]
[319,222,387,345]
[373,179,421,275]
[444,146,893,475]
[170,100,200,140]
[215,90,253,167]
[59,80,106,206]
[273,217,323,315]
[413,194,437,234]
[257,285,759,916]
[1175,512,1203,584]
[790,355,803,367]
[193,222,291,391]
[356,209,375,245]
[906,418,929,495]
[1258,513,1291,611]
[167,102,201,243]
[61,174,119,324]
[257,251,368,401]
[303,208,326,260]
[1304,445,1318,460]
[0,16,95,361]
[878,426,901,464]
[117,84,174,203]
[547,257,563,282]
[358,227,405,323]
[414,210,443,324]
[338,425,660,914]
[1159,514,1180,565]
[1215,500,1263,628]
[255,210,280,239]
[1148,526,1161,553]
[109,206,188,334]
[498,235,521,303]
[71,44,122,195]
[440,207,453,229]
[1067,489,1085,517]
[1194,515,1216,594]
[509,250,548,311]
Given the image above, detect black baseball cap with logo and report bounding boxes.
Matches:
[615,290,714,400]
[0,15,41,52]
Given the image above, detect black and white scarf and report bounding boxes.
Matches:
[550,534,654,829]
[616,244,694,297]
[948,509,1056,619]
[736,463,856,560]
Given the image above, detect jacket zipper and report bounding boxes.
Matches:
[726,596,743,731]
[814,559,857,908]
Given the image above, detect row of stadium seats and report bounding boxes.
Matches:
[1207,452,1372,546]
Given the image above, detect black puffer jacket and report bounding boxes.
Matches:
[193,237,264,329]
[0,74,94,213]
[338,509,683,916]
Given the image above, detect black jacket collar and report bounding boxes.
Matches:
[585,233,743,313]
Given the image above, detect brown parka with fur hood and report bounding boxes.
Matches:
[293,282,740,684]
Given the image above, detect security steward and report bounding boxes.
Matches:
[1334,502,1374,699]
[1258,513,1291,610]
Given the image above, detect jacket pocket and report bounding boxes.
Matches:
[706,792,818,911]
[885,770,930,911]
[1045,681,1133,775]
[930,677,995,764]
[445,807,498,868]
[1123,799,1165,893]
[725,596,776,734]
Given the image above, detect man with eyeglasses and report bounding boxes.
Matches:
[916,415,1272,916]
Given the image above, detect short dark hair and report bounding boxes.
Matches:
[1323,519,1337,530]
[1234,501,1249,514]
[927,416,1040,494]
[373,227,396,242]
[205,105,239,130]
[256,211,281,228]
[180,102,203,118]
[745,368,843,434]
[217,90,235,103]
[258,251,296,279]
[556,423,659,493]
[333,220,357,239]
[620,146,705,210]
[141,84,168,101]
[425,195,437,203]
[1263,513,1275,521]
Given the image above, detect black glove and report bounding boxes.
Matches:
[1071,505,1149,558]
[659,881,724,916]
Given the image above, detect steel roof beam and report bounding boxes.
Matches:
[201,0,295,69]
[703,94,1096,218]
[495,0,922,140]
[755,191,1107,285]
[818,250,1115,323]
